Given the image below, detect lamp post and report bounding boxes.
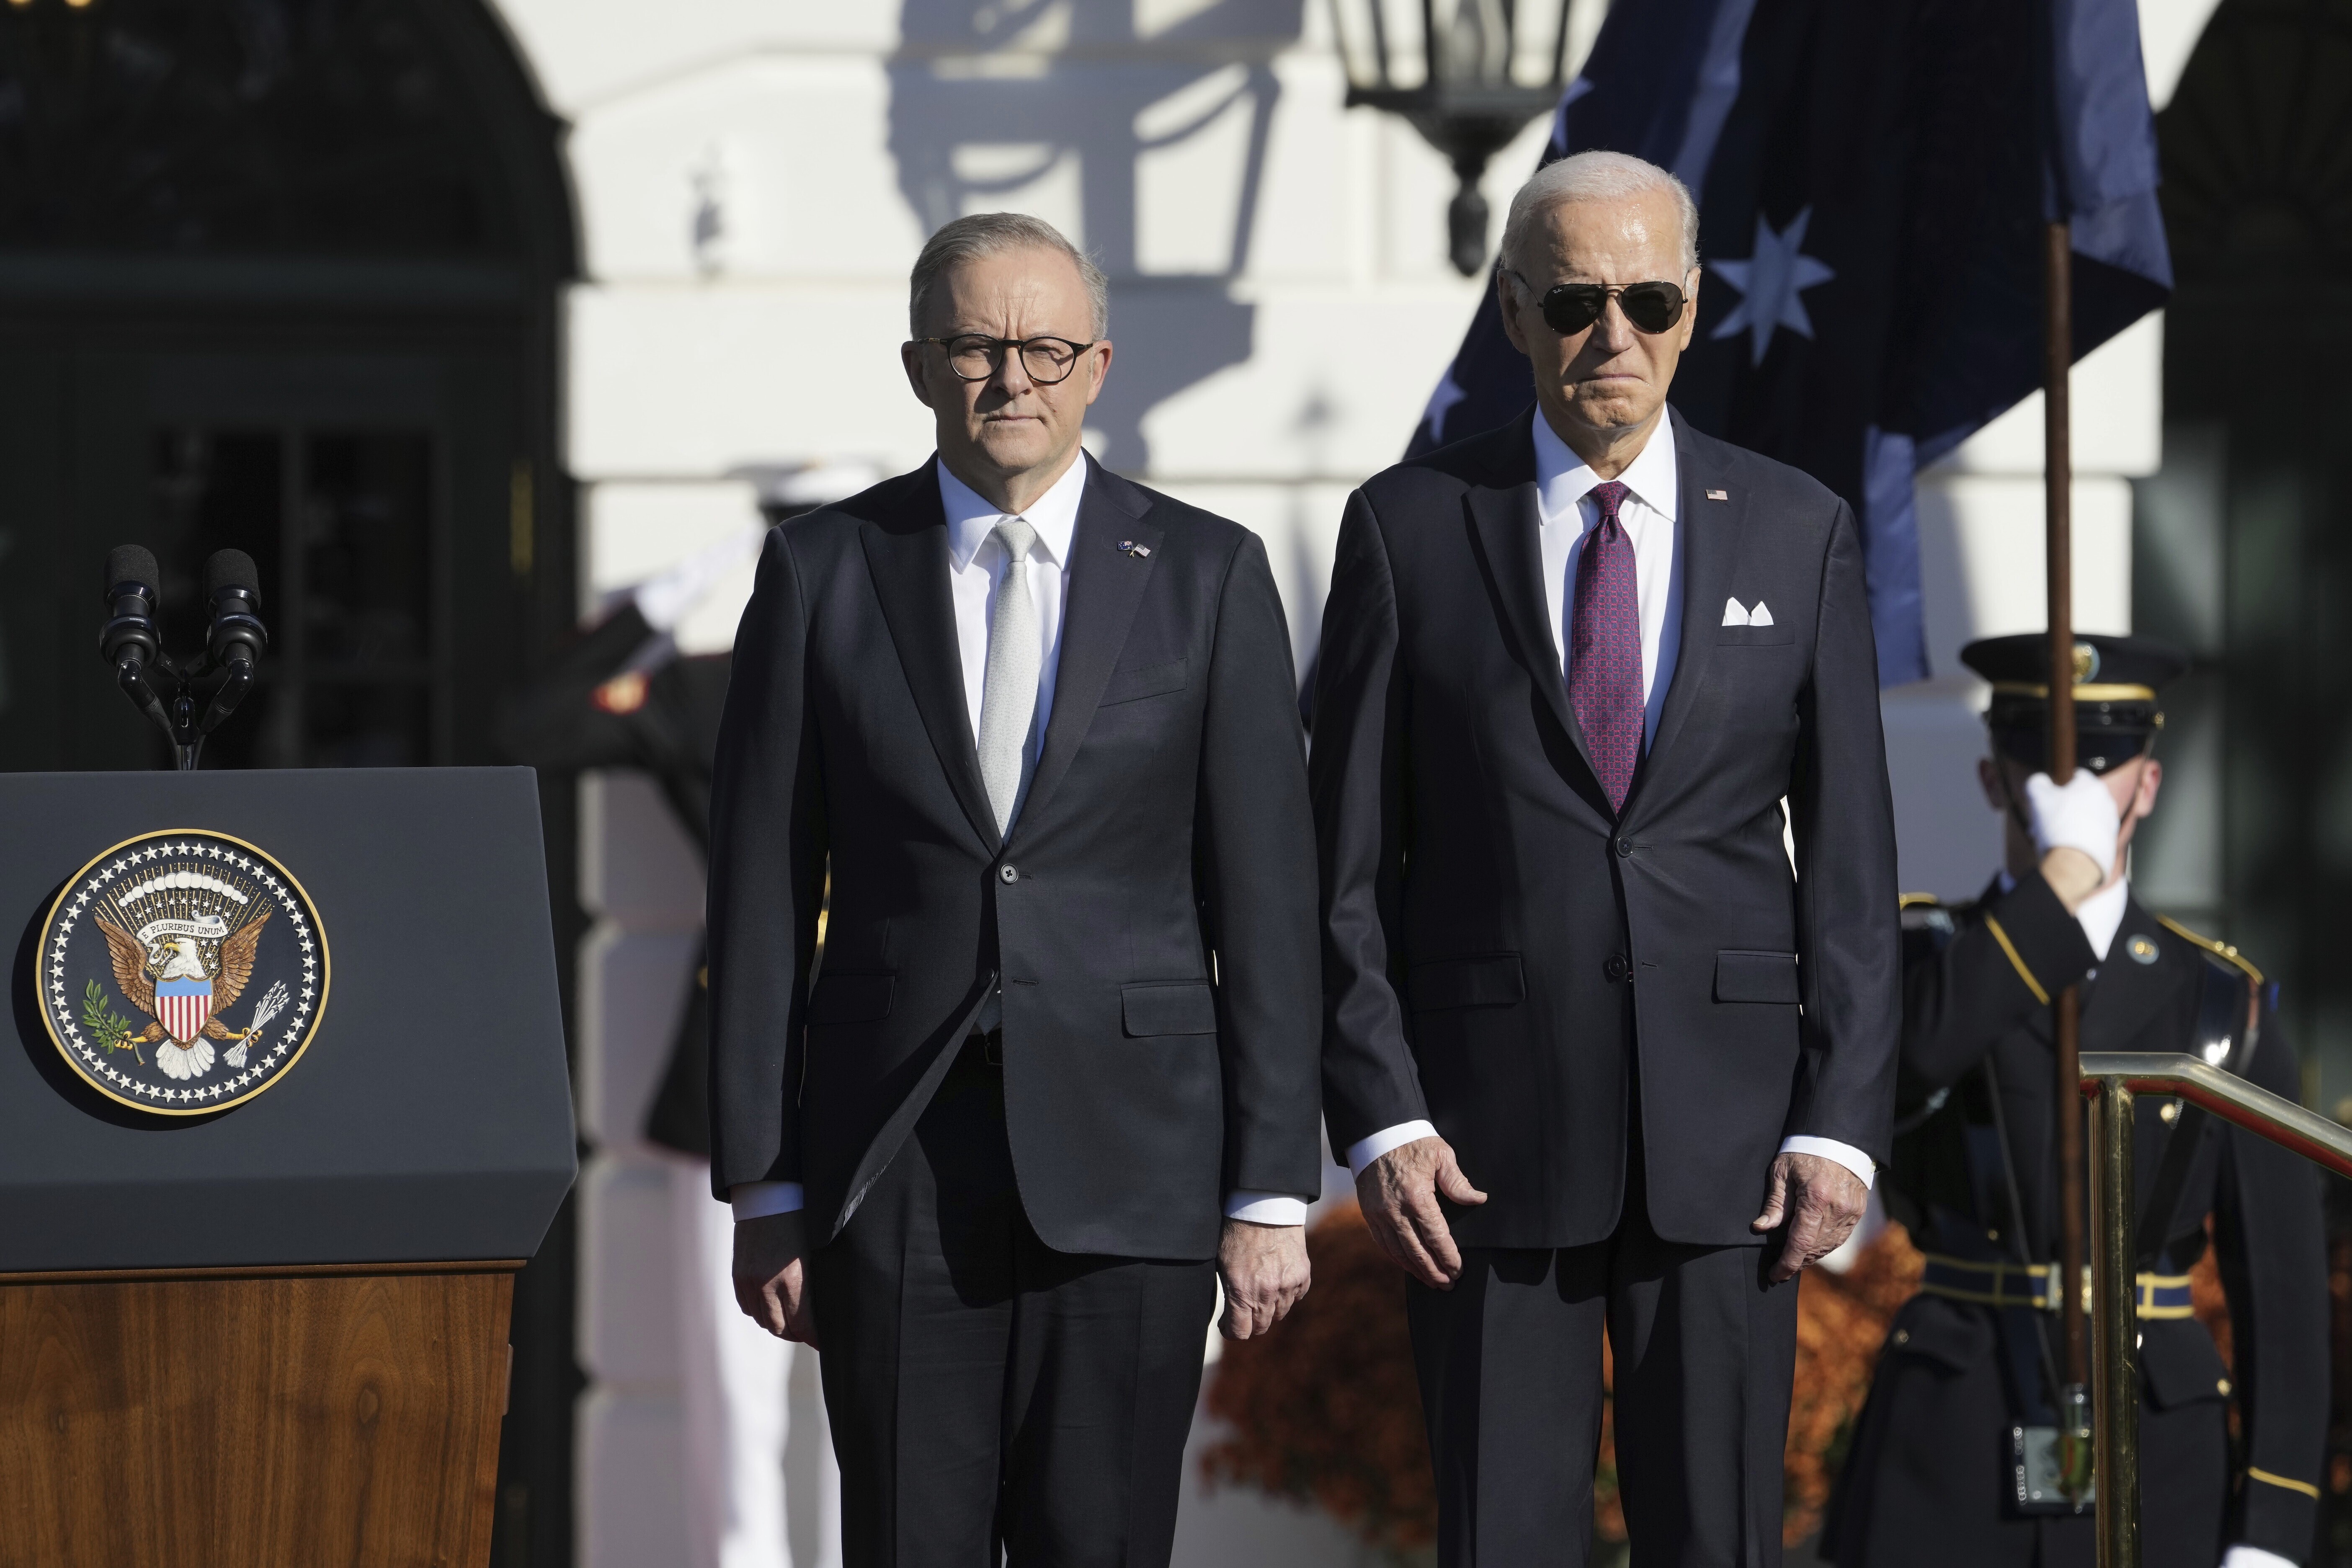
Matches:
[1328,0,1576,274]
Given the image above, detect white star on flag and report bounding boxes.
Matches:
[1710,206,1836,368]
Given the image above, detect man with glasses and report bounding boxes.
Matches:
[1314,150,1900,1565]
[712,211,1321,1567]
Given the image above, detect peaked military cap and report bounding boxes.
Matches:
[1960,632,2188,773]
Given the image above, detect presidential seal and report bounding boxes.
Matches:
[37,830,328,1114]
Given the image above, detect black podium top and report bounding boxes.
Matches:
[0,768,576,1271]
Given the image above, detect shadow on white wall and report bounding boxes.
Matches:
[887,0,1304,472]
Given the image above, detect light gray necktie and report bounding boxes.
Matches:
[977,516,1042,836]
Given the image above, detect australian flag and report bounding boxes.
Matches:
[1407,0,2173,685]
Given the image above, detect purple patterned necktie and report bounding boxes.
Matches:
[1568,480,1642,812]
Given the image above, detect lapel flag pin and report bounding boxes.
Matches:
[1706,489,1729,501]
[1118,540,1152,557]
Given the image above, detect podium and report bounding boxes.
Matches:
[0,768,576,1565]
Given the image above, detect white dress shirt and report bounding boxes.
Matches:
[736,454,1305,1227]
[1345,413,1877,1195]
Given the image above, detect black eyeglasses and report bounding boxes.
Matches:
[913,334,1098,385]
[1507,273,1689,336]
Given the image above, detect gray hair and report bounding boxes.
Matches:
[908,212,1110,340]
[1499,151,1701,279]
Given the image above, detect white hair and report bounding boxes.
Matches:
[1499,150,1701,279]
[908,212,1109,339]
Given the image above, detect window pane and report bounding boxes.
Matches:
[145,425,435,769]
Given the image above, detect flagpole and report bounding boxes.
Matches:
[2043,216,2094,1492]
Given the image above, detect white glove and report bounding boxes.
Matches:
[2025,769,2122,879]
[633,525,767,634]
[2220,1546,2297,1568]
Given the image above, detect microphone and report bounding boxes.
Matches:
[99,544,162,676]
[202,549,268,673]
[195,549,267,742]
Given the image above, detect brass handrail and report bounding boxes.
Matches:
[2076,1052,2352,1568]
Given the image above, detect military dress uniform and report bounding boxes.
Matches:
[498,599,732,1154]
[1823,635,2329,1568]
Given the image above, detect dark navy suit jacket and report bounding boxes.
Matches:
[1312,407,1901,1249]
[706,454,1322,1260]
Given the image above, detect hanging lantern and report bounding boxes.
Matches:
[1328,0,1576,275]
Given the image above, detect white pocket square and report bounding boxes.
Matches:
[1723,598,1775,628]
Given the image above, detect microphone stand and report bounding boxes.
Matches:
[101,550,268,771]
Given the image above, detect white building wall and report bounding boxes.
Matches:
[482,0,2222,1558]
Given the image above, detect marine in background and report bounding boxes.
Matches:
[1824,632,2328,1568]
[498,531,755,1155]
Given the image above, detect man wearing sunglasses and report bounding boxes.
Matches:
[1314,150,1900,1566]
[712,212,1322,1566]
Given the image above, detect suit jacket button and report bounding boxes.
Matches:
[1615,837,1634,858]
[1604,953,1629,983]
[999,864,1019,884]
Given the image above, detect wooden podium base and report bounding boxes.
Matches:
[0,1259,519,1567]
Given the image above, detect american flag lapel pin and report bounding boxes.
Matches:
[1118,540,1152,557]
[1706,489,1729,502]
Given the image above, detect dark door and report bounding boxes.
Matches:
[2,339,534,772]
[2147,0,2352,1107]
[0,1,582,1562]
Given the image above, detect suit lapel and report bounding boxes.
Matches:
[1464,415,1603,795]
[1631,410,1735,805]
[858,461,1002,854]
[1018,457,1157,835]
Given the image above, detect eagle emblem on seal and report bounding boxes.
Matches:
[94,891,274,1080]
[37,830,328,1114]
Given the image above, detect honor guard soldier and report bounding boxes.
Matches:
[1823,633,2328,1568]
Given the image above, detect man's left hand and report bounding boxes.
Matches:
[1218,1219,1310,1340]
[1751,1151,1869,1284]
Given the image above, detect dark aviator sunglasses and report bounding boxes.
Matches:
[1509,271,1689,337]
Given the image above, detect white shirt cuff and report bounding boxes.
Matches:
[730,1181,804,1220]
[1346,1121,1439,1178]
[2222,1548,2297,1568]
[1224,1191,1308,1225]
[1779,1136,1876,1190]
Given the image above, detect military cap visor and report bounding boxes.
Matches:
[1961,633,2188,775]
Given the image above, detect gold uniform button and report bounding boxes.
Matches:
[2218,1378,2232,1395]
[1893,1329,1910,1345]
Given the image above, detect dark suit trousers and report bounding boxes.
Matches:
[1408,1137,1801,1568]
[808,1039,1217,1568]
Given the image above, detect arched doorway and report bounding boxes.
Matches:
[0,1,580,1560]
[0,0,576,769]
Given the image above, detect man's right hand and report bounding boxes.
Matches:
[2026,768,2120,910]
[732,1211,818,1345]
[1355,1136,1488,1289]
